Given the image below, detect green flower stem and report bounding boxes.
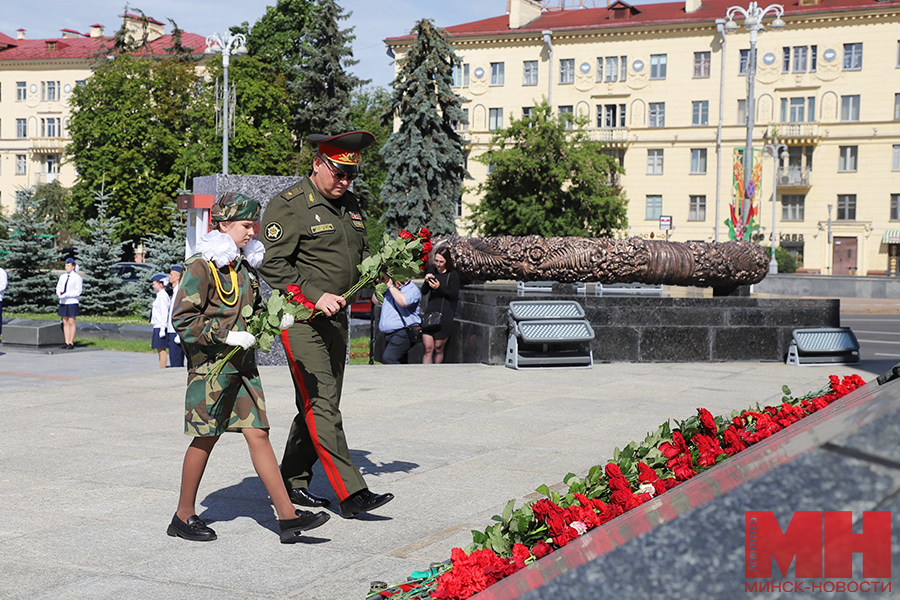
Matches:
[309,275,375,320]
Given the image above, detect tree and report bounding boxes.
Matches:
[0,189,57,313]
[470,100,628,238]
[348,86,392,248]
[380,19,467,236]
[33,180,75,248]
[292,0,365,143]
[67,52,200,242]
[233,0,312,77]
[76,183,129,315]
[143,206,188,270]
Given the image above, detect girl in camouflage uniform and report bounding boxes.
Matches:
[167,192,329,543]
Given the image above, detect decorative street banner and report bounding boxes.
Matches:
[727,148,764,241]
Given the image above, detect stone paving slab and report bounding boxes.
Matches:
[0,349,894,599]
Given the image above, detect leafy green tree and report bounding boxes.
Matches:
[0,189,57,313]
[33,180,75,248]
[233,0,312,76]
[471,100,627,237]
[292,0,365,143]
[349,86,392,248]
[76,183,129,315]
[181,54,297,177]
[67,53,199,242]
[380,19,467,236]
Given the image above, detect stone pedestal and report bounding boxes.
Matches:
[2,319,65,347]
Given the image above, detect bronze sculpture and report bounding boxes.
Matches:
[438,235,768,288]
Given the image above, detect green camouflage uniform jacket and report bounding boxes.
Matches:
[173,253,262,374]
[258,177,370,304]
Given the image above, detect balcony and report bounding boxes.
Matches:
[32,173,59,186]
[31,137,66,154]
[767,123,820,144]
[776,167,811,188]
[592,128,630,147]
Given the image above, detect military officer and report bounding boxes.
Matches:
[259,131,394,519]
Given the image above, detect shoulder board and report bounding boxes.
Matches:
[278,182,305,202]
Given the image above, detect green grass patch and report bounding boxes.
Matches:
[7,312,150,325]
[75,338,155,353]
[349,336,376,365]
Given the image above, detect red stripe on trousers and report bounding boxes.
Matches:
[280,328,351,500]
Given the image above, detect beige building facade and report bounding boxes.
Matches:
[0,15,204,218]
[387,0,900,275]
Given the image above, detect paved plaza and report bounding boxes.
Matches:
[0,346,892,599]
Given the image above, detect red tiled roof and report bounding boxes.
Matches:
[0,32,207,61]
[386,0,894,42]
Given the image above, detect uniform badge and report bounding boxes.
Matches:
[349,211,363,221]
[308,193,315,204]
[310,223,335,235]
[265,222,283,241]
[315,214,321,222]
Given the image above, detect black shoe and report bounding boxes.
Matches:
[279,509,330,543]
[66,344,74,350]
[167,514,217,541]
[288,487,331,508]
[339,489,394,519]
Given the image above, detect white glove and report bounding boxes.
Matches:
[280,313,295,330]
[174,335,180,344]
[225,330,256,350]
[158,329,166,339]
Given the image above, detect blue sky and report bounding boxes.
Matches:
[1,0,505,88]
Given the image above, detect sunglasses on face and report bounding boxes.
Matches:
[321,157,359,182]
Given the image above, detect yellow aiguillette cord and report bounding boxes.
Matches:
[208,261,239,307]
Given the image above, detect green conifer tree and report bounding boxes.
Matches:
[380,19,467,236]
[0,189,57,313]
[144,206,188,270]
[292,0,364,142]
[76,182,129,315]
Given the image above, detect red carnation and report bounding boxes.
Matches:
[604,463,623,479]
[531,540,552,559]
[697,407,718,436]
[693,433,725,467]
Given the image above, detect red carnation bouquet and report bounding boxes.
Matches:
[338,227,432,306]
[204,287,315,380]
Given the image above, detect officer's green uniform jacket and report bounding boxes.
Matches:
[259,177,369,302]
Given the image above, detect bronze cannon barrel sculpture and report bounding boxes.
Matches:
[437,235,769,288]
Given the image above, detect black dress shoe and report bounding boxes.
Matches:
[288,487,331,508]
[279,509,330,543]
[339,489,394,519]
[167,514,217,541]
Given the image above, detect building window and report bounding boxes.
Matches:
[647,149,664,175]
[596,56,627,82]
[893,145,900,171]
[737,99,747,125]
[782,195,805,221]
[523,60,538,86]
[896,94,900,121]
[843,43,862,71]
[689,195,706,221]
[838,146,858,172]
[692,101,709,126]
[490,62,505,86]
[488,108,503,131]
[522,106,533,120]
[784,46,810,73]
[16,81,26,101]
[452,64,469,88]
[41,117,60,137]
[452,108,469,132]
[649,102,665,128]
[693,51,711,78]
[690,148,707,174]
[41,81,60,102]
[840,95,860,122]
[781,97,816,123]
[782,47,791,73]
[646,195,663,220]
[650,54,667,79]
[739,49,751,76]
[559,105,574,130]
[810,45,817,72]
[597,103,626,128]
[891,194,900,221]
[16,154,26,175]
[16,118,26,138]
[559,59,575,84]
[837,194,856,220]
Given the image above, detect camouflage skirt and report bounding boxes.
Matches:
[184,370,269,437]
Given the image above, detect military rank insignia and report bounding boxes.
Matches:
[265,222,283,241]
[311,223,335,234]
[349,211,363,221]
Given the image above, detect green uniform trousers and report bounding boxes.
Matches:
[280,311,366,501]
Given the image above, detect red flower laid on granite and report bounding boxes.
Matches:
[698,407,718,436]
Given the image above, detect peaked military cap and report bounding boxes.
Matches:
[211,192,261,222]
[310,131,375,173]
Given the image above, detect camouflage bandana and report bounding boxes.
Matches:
[211,192,261,222]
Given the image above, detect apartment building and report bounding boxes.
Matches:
[386,0,900,275]
[0,15,204,217]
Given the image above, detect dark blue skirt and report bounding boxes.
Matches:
[58,303,80,318]
[152,328,168,350]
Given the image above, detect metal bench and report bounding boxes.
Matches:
[596,282,664,297]
[505,300,594,369]
[786,327,860,366]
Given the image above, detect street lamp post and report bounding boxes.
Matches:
[723,2,785,238]
[204,33,248,176]
[764,141,788,273]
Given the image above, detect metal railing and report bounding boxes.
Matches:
[776,167,810,187]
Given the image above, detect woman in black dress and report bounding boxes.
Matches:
[421,247,459,364]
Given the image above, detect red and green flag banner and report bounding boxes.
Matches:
[727,148,764,241]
